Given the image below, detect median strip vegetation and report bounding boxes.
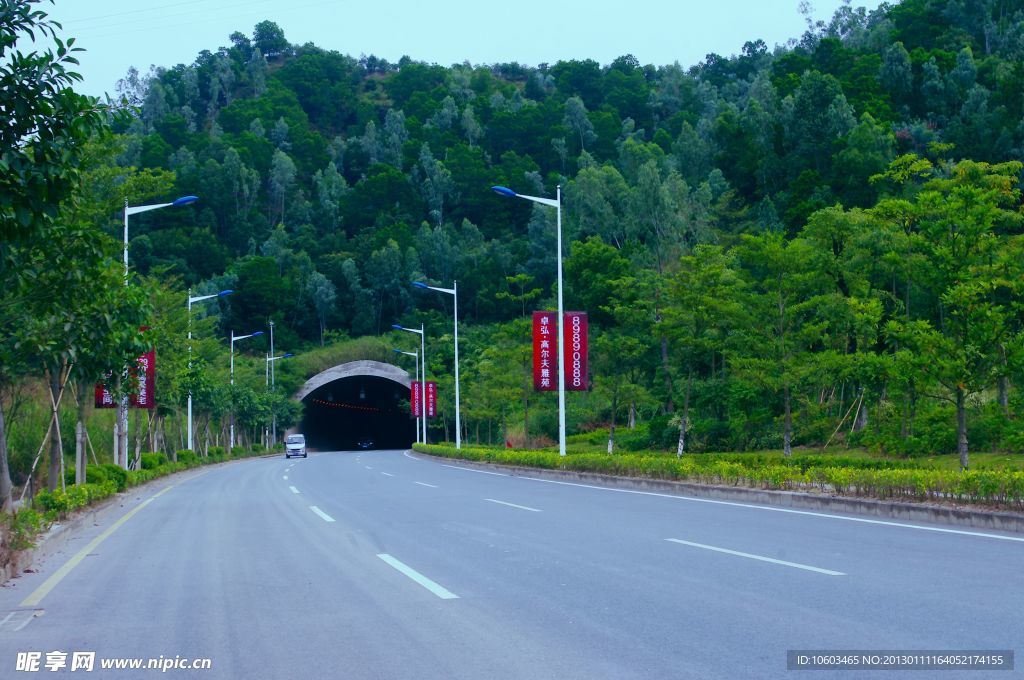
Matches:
[413,444,1024,511]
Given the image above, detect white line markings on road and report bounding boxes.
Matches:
[309,506,335,522]
[381,472,394,477]
[403,451,419,461]
[666,538,845,576]
[365,466,374,470]
[289,486,300,494]
[415,482,438,488]
[283,476,288,480]
[485,498,541,512]
[377,554,459,599]
[442,464,508,477]
[519,476,1024,544]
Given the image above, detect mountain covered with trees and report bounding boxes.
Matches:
[5,0,1024,498]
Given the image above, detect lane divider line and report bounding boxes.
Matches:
[309,506,335,522]
[377,553,459,599]
[519,476,1024,544]
[381,472,394,477]
[415,482,438,488]
[485,498,541,513]
[665,538,845,576]
[442,464,508,477]
[289,486,300,494]
[20,476,196,607]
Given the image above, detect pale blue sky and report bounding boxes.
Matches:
[46,0,884,97]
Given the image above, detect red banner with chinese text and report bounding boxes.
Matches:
[532,311,556,391]
[94,379,116,409]
[425,381,437,418]
[130,349,156,408]
[411,381,422,417]
[563,312,588,392]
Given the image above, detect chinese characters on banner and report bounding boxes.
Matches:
[532,311,556,391]
[130,349,156,409]
[532,311,588,392]
[411,381,422,416]
[94,348,157,409]
[94,378,116,409]
[425,381,437,418]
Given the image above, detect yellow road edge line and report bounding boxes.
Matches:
[20,476,194,607]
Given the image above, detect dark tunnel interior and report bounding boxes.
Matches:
[299,376,416,451]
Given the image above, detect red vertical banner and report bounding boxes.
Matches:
[411,381,422,417]
[131,349,156,408]
[532,311,557,391]
[563,312,588,391]
[94,380,116,409]
[425,381,437,418]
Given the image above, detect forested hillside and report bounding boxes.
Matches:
[5,0,1024,494]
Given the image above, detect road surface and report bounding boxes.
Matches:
[0,449,1020,678]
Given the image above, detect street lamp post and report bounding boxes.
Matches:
[392,323,426,443]
[491,184,566,457]
[265,351,292,447]
[413,280,461,449]
[392,348,420,444]
[120,195,199,468]
[229,329,264,450]
[187,288,232,452]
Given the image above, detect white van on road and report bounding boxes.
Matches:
[285,434,307,458]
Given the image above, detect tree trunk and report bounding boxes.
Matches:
[0,385,14,511]
[956,387,969,470]
[75,382,88,485]
[660,334,674,413]
[853,386,868,432]
[676,368,692,457]
[783,383,793,457]
[48,367,67,490]
[607,391,617,454]
[628,401,636,429]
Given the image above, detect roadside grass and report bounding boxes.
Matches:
[413,443,1024,511]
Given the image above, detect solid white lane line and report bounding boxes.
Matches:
[415,482,438,488]
[309,506,335,522]
[365,466,373,470]
[289,486,300,494]
[0,612,15,627]
[519,476,1024,544]
[666,539,845,576]
[377,554,459,599]
[13,614,35,631]
[403,451,419,461]
[485,498,541,513]
[442,464,508,477]
[381,472,394,477]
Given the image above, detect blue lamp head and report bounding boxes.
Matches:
[392,348,402,354]
[283,353,293,358]
[218,289,233,296]
[491,185,517,198]
[391,324,404,331]
[412,281,429,290]
[172,195,199,207]
[252,331,264,337]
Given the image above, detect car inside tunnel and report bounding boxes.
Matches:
[299,375,416,451]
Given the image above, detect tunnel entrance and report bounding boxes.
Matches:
[295,361,415,451]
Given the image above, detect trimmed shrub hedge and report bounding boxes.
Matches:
[413,444,1024,510]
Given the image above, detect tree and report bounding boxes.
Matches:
[306,271,337,345]
[253,20,289,57]
[884,159,1024,469]
[663,245,745,455]
[0,0,109,507]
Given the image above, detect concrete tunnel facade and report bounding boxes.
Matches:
[293,360,417,451]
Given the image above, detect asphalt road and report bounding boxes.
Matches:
[0,449,1021,679]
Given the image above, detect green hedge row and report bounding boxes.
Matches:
[413,445,1024,509]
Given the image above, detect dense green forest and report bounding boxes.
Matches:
[5,0,1024,500]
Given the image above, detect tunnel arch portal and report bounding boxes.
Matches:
[295,360,416,451]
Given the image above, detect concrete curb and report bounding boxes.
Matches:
[410,451,1024,534]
